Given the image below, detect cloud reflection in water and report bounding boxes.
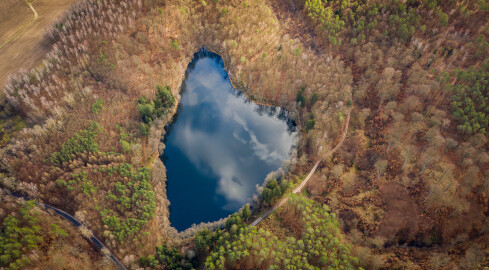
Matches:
[163,51,296,230]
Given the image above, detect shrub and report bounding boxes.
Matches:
[50,224,68,238]
[140,244,196,269]
[306,119,316,132]
[261,179,290,205]
[294,47,301,56]
[171,40,179,50]
[138,85,175,125]
[437,10,448,26]
[338,112,344,122]
[120,139,131,152]
[138,103,155,124]
[310,92,318,107]
[140,123,150,137]
[296,86,306,108]
[306,113,316,132]
[50,122,101,165]
[91,98,105,114]
[57,171,97,195]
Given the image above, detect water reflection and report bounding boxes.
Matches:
[162,49,296,231]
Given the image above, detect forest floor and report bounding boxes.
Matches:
[0,0,75,96]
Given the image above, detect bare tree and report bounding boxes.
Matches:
[374,159,388,179]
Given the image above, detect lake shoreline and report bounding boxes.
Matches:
[160,47,297,232]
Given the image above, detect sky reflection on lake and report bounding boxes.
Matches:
[162,50,296,231]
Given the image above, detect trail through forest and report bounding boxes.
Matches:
[251,109,352,226]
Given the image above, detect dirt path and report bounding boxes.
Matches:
[250,0,355,227]
[251,109,352,226]
[0,0,75,94]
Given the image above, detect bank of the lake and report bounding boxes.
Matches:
[160,49,297,231]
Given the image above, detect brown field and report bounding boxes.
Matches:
[0,0,32,43]
[0,0,76,95]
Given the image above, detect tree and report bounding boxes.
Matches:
[140,243,195,269]
[261,179,281,205]
[138,103,155,124]
[0,201,43,269]
[423,163,457,212]
[138,85,175,125]
[50,122,101,165]
[195,229,211,254]
[385,122,406,152]
[310,93,318,107]
[399,144,415,170]
[140,123,150,137]
[377,67,401,110]
[374,159,388,178]
[204,196,358,269]
[437,10,448,26]
[241,204,251,221]
[306,118,315,133]
[418,147,439,176]
[91,98,105,114]
[50,224,68,238]
[296,86,306,108]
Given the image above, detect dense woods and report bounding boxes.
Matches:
[296,0,489,268]
[448,60,489,134]
[0,0,488,268]
[0,191,111,269]
[201,195,358,269]
[0,201,42,270]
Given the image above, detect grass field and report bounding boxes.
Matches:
[0,0,76,97]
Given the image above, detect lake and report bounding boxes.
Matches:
[161,49,296,231]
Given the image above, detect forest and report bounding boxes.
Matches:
[0,0,488,269]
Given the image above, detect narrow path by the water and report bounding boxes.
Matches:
[250,0,355,227]
[250,109,351,226]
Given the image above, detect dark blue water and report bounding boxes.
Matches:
[162,50,296,231]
